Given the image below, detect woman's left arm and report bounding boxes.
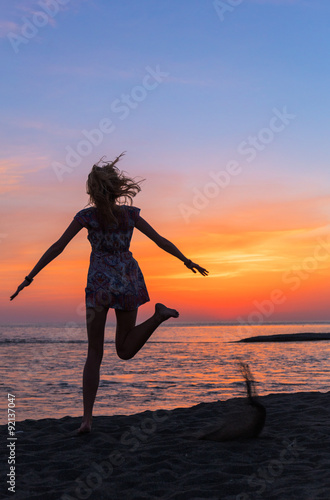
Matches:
[10,219,83,301]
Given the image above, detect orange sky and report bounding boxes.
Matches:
[3,160,330,325]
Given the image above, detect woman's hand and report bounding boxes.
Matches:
[10,279,32,301]
[184,260,209,276]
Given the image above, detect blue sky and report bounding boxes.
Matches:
[2,0,330,183]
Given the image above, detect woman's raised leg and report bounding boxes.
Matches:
[115,303,179,360]
[78,306,108,434]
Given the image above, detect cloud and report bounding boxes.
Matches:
[166,75,215,87]
[0,21,20,38]
[46,64,137,80]
[0,0,86,40]
[0,156,48,195]
[1,114,84,143]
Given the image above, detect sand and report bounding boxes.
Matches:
[1,391,330,500]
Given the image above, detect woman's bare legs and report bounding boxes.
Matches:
[115,303,179,360]
[78,303,178,433]
[78,306,108,434]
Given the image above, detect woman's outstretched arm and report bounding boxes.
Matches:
[135,217,208,276]
[10,219,83,300]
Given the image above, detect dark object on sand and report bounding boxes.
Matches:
[199,362,266,442]
[238,332,330,343]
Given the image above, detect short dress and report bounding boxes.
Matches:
[74,205,150,310]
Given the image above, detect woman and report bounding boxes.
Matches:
[10,154,208,433]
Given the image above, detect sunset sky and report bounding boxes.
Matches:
[2,0,330,324]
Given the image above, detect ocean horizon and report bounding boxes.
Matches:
[1,322,330,424]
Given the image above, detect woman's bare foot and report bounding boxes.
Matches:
[155,303,179,322]
[78,419,92,434]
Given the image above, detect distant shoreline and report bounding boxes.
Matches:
[238,332,330,342]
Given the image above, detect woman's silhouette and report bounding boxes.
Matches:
[10,154,208,433]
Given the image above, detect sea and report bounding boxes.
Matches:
[1,323,330,424]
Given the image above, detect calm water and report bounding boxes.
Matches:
[1,323,330,424]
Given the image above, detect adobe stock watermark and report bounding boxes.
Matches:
[19,299,86,391]
[213,0,244,22]
[7,0,71,54]
[234,234,330,339]
[236,438,305,499]
[52,65,169,182]
[60,409,170,500]
[179,106,296,223]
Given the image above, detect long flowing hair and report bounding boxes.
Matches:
[86,153,143,229]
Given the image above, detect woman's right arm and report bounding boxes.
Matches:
[10,219,83,300]
[135,217,208,276]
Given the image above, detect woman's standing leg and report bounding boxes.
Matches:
[115,303,179,360]
[78,306,108,434]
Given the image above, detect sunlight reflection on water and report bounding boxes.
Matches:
[0,323,329,422]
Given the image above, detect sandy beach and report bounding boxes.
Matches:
[1,391,329,500]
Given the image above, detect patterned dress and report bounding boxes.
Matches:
[74,205,150,310]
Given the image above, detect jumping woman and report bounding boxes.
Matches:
[10,154,208,433]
